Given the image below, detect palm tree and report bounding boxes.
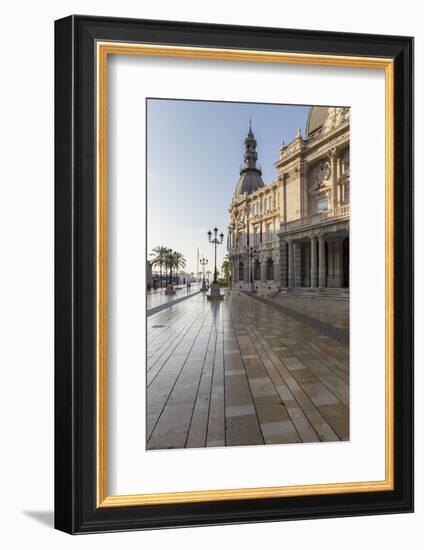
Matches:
[166,250,186,285]
[221,254,232,286]
[164,248,174,285]
[172,251,187,278]
[149,245,168,288]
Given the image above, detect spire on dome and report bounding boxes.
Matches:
[243,121,259,170]
[233,121,264,197]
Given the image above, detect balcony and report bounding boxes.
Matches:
[281,204,350,233]
[228,240,278,256]
[250,207,277,221]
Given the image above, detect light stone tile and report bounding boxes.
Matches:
[284,357,305,370]
[302,382,340,406]
[276,384,294,402]
[249,377,277,397]
[225,369,245,376]
[261,420,296,437]
[207,440,225,447]
[226,404,256,417]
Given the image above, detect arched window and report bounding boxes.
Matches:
[239,261,244,282]
[254,259,261,280]
[266,258,274,281]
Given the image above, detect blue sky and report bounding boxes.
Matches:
[147,99,310,276]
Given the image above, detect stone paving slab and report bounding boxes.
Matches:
[147,290,349,450]
[253,294,349,345]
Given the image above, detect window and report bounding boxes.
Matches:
[317,197,328,212]
[266,258,274,281]
[344,182,350,204]
[342,149,350,173]
[254,259,261,280]
[239,261,244,282]
[266,223,273,242]
[239,232,245,247]
[254,228,260,245]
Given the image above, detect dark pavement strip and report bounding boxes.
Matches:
[147,290,202,317]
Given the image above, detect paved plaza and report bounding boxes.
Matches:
[146,291,349,450]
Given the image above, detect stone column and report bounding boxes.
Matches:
[310,235,318,287]
[294,243,302,287]
[273,259,279,284]
[305,246,311,287]
[288,241,294,288]
[333,239,344,288]
[330,148,338,210]
[301,161,309,218]
[336,156,342,205]
[279,241,288,287]
[318,234,326,288]
[261,261,266,287]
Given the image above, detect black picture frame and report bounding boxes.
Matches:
[55,15,413,534]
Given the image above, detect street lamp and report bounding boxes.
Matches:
[207,227,225,301]
[247,246,258,294]
[207,227,224,284]
[200,257,208,291]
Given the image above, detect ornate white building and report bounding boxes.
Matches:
[228,106,350,295]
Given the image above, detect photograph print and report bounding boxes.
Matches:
[146,98,350,451]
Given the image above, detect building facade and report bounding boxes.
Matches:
[228,106,350,295]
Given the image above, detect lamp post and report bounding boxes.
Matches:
[247,246,258,294]
[200,257,208,291]
[207,227,225,301]
[208,227,224,284]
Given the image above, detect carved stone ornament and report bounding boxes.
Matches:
[309,160,331,192]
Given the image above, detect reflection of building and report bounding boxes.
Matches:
[228,106,350,295]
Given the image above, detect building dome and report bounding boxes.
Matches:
[305,106,329,139]
[234,123,264,198]
[234,171,264,197]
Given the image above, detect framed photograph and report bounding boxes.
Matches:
[54,15,413,533]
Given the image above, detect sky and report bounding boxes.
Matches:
[147,98,310,276]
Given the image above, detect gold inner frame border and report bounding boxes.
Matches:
[96,42,394,508]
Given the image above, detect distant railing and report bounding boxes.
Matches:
[250,207,277,220]
[240,162,262,173]
[228,240,278,255]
